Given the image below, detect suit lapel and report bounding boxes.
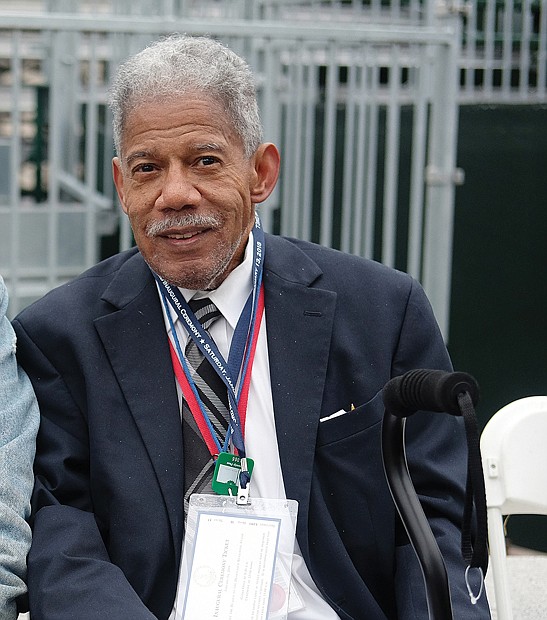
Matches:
[263,235,336,559]
[94,252,184,561]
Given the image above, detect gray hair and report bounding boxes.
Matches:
[108,34,263,158]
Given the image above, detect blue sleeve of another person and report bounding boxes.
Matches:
[0,277,39,620]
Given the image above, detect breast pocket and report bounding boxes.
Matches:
[313,389,396,577]
[314,388,388,514]
[316,389,385,447]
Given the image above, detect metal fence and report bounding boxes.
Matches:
[1,1,545,107]
[1,0,545,337]
[7,0,544,102]
[460,0,547,102]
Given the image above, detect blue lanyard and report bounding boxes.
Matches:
[156,214,265,457]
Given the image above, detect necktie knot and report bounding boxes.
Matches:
[184,298,221,371]
[188,297,221,332]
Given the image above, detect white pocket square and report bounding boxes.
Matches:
[320,408,348,422]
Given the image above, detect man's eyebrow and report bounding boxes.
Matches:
[124,151,154,167]
[194,142,224,152]
[124,144,224,166]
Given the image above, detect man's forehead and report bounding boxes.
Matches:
[119,96,244,159]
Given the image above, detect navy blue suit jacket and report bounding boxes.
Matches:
[14,234,490,619]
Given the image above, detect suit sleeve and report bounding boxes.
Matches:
[391,280,491,618]
[12,319,157,620]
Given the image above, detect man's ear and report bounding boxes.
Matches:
[112,157,128,215]
[250,143,280,204]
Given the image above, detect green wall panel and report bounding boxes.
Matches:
[449,105,547,551]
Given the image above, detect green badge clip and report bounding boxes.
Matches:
[212,452,254,496]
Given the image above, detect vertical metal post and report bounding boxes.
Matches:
[341,58,358,254]
[301,57,318,241]
[422,14,461,340]
[382,45,402,268]
[351,61,368,257]
[47,31,62,292]
[257,36,282,234]
[501,0,515,99]
[85,32,99,268]
[319,42,338,248]
[538,0,547,95]
[484,0,496,97]
[363,60,380,261]
[519,0,533,99]
[8,31,22,315]
[407,46,429,280]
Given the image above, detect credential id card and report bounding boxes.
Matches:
[175,495,298,620]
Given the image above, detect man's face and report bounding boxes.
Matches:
[113,95,262,290]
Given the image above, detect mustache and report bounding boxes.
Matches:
[145,213,222,237]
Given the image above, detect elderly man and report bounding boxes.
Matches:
[14,35,490,619]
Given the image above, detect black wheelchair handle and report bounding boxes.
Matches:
[382,369,479,418]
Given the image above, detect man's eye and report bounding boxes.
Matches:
[200,156,218,166]
[134,163,155,173]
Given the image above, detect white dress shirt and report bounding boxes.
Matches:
[161,233,340,619]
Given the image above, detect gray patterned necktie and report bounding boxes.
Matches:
[182,297,229,514]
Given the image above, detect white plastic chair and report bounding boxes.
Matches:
[481,396,547,620]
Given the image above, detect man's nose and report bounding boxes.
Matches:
[157,167,201,210]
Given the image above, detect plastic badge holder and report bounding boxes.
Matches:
[175,495,299,620]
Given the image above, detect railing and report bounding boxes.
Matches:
[2,0,545,102]
[459,0,547,102]
[1,0,545,332]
